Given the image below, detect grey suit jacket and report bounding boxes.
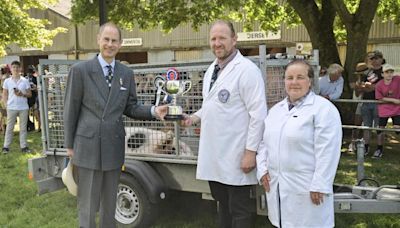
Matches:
[64,57,153,171]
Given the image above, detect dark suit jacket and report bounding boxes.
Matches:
[64,57,153,171]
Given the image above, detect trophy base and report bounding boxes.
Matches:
[164,114,184,121]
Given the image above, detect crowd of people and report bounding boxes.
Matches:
[318,50,400,159]
[0,61,39,154]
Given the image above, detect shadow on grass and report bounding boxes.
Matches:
[1,130,399,227]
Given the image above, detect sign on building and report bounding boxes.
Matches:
[122,38,143,47]
[237,31,281,41]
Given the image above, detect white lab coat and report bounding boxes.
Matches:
[256,92,342,228]
[194,51,267,185]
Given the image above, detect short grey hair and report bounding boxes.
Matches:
[99,22,122,41]
[327,63,344,75]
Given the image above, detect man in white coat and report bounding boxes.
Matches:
[182,20,267,228]
[256,60,342,228]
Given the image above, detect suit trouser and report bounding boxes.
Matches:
[3,109,28,148]
[209,181,256,228]
[77,166,121,228]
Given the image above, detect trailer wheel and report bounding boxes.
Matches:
[115,173,157,228]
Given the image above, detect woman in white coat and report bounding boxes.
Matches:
[256,60,342,228]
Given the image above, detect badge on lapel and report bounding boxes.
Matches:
[120,78,127,90]
[218,89,230,103]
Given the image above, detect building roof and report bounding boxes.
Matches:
[48,0,72,19]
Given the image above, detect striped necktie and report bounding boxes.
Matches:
[209,64,220,91]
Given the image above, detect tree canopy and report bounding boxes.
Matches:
[0,0,66,57]
[71,0,399,92]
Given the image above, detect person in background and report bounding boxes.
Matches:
[0,65,11,131]
[181,20,267,228]
[2,61,32,154]
[355,50,384,156]
[63,22,167,228]
[319,66,327,77]
[26,65,38,132]
[374,64,400,158]
[318,63,344,100]
[257,60,342,228]
[348,62,368,152]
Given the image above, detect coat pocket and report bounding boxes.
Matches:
[75,125,95,138]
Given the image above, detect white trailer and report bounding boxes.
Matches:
[28,47,400,227]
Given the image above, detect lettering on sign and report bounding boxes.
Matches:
[237,31,281,41]
[122,38,143,47]
[22,47,43,51]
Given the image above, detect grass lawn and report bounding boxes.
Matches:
[0,129,399,228]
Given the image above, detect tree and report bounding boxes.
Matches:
[71,0,399,94]
[0,0,66,57]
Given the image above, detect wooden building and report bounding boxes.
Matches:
[2,2,400,71]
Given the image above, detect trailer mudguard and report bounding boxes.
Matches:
[122,160,167,204]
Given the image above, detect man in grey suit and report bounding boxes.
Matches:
[64,22,167,228]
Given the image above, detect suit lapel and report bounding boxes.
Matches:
[89,58,109,101]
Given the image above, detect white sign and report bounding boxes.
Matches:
[237,31,281,41]
[122,38,143,47]
[296,42,312,55]
[21,47,43,51]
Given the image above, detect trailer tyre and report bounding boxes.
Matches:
[116,173,157,228]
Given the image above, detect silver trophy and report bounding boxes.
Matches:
[154,68,192,120]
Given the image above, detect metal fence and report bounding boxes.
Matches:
[37,48,320,163]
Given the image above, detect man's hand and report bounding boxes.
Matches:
[30,84,37,91]
[240,149,256,173]
[310,191,324,205]
[14,89,23,97]
[67,148,74,158]
[180,114,200,127]
[180,114,192,127]
[260,173,270,192]
[155,105,168,120]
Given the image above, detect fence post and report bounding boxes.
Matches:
[356,138,365,184]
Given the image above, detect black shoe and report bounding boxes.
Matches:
[2,147,9,154]
[21,147,31,153]
[372,149,383,159]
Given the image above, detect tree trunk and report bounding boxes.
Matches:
[343,27,370,96]
[330,0,380,125]
[331,0,379,97]
[287,0,341,68]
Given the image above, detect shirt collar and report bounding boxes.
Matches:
[97,54,115,70]
[286,90,311,110]
[216,49,238,72]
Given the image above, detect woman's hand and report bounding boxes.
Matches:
[310,191,324,205]
[260,173,271,192]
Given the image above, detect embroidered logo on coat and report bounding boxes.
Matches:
[218,89,230,103]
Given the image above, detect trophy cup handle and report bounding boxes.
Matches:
[154,76,166,89]
[154,76,166,106]
[181,80,192,95]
